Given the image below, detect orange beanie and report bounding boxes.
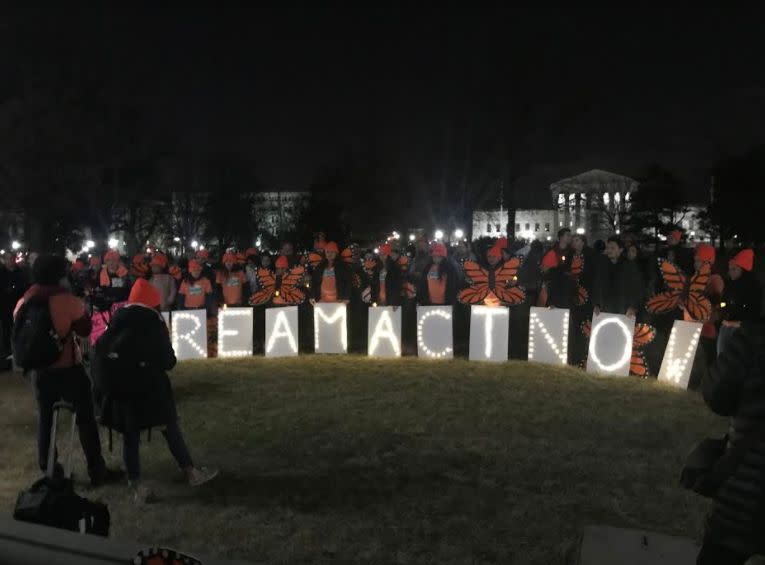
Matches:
[379,243,392,256]
[245,247,258,257]
[731,249,754,272]
[188,260,202,272]
[196,249,209,261]
[324,241,339,253]
[71,260,86,272]
[89,256,101,267]
[695,244,715,264]
[222,252,237,265]
[150,254,168,268]
[104,250,120,263]
[497,237,508,250]
[128,278,161,308]
[275,255,289,269]
[432,243,448,258]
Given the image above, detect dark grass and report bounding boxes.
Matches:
[0,357,722,564]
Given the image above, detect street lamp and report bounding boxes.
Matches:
[191,240,199,250]
[575,228,585,235]
[434,229,444,240]
[85,240,95,249]
[409,234,416,242]
[173,237,181,243]
[454,228,464,239]
[108,238,119,249]
[11,241,21,251]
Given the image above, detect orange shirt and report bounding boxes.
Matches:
[217,270,246,305]
[427,265,447,305]
[379,269,387,305]
[180,277,213,309]
[14,292,88,368]
[320,266,338,302]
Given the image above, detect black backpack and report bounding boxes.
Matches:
[92,324,149,401]
[12,297,66,370]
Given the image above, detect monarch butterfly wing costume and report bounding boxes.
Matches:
[278,266,307,304]
[630,323,657,377]
[492,257,525,305]
[306,252,324,270]
[645,260,686,315]
[249,268,277,306]
[458,261,490,305]
[568,255,589,305]
[684,262,712,322]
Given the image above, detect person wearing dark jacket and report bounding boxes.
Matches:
[416,243,458,306]
[310,242,352,303]
[697,321,765,563]
[372,244,403,306]
[95,279,218,503]
[718,249,762,356]
[539,228,577,309]
[1,253,30,368]
[591,237,643,317]
[14,255,121,486]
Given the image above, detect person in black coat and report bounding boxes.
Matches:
[309,242,353,303]
[94,279,217,501]
[591,236,643,318]
[416,243,458,306]
[697,321,765,563]
[1,254,30,368]
[718,249,762,357]
[372,244,403,306]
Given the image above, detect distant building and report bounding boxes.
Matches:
[251,191,310,238]
[472,169,710,243]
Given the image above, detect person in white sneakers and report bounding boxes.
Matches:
[92,279,218,502]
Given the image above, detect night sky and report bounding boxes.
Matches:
[6,5,765,210]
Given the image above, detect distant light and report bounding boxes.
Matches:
[733,234,738,239]
[0,249,5,255]
[689,231,696,237]
[454,228,464,239]
[615,229,621,235]
[191,240,199,250]
[146,248,152,254]
[256,238,262,247]
[409,234,416,241]
[108,238,119,249]
[11,241,21,250]
[374,247,379,254]
[199,244,205,250]
[85,240,95,249]
[434,229,444,240]
[575,228,585,235]
[173,237,181,243]
[546,236,552,241]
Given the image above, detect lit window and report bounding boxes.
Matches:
[569,193,576,207]
[535,223,540,232]
[545,223,550,232]
[603,193,610,206]
[496,224,501,232]
[615,192,621,205]
[515,223,520,233]
[487,223,491,232]
[525,223,530,230]
[558,194,565,206]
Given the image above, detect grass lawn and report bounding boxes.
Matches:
[0,357,723,564]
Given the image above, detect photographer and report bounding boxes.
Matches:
[692,321,765,564]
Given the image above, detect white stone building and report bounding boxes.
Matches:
[472,209,509,239]
[513,209,558,241]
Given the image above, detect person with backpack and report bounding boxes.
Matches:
[13,255,122,486]
[93,279,218,503]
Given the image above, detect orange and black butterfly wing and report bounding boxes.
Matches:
[576,284,589,306]
[581,320,592,339]
[684,262,712,322]
[402,281,416,299]
[632,323,657,348]
[495,257,522,286]
[250,268,276,305]
[569,255,584,280]
[495,285,526,306]
[279,266,307,304]
[459,261,490,305]
[306,252,324,270]
[630,351,649,377]
[134,547,203,565]
[646,290,683,315]
[657,260,688,292]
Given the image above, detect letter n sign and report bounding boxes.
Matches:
[528,307,570,365]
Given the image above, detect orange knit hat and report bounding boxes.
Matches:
[275,255,289,269]
[324,241,339,253]
[379,243,392,256]
[188,260,202,272]
[245,247,258,257]
[222,252,237,265]
[730,249,754,272]
[128,278,161,308]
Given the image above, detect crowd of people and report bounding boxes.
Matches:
[4,229,765,561]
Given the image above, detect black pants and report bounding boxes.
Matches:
[123,420,193,482]
[33,366,106,480]
[697,537,749,565]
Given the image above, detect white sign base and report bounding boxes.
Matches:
[265,306,299,358]
[416,306,453,359]
[657,320,703,389]
[217,307,254,358]
[313,303,348,354]
[469,306,509,362]
[171,309,208,360]
[367,307,402,358]
[528,307,570,365]
[586,313,635,376]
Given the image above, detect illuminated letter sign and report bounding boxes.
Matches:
[265,306,299,358]
[469,306,509,362]
[528,307,569,365]
[368,306,402,357]
[171,309,208,360]
[416,306,453,359]
[218,307,254,358]
[658,321,703,389]
[586,313,635,376]
[314,303,348,354]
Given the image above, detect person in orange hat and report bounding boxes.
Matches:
[148,254,177,311]
[215,252,249,307]
[372,243,402,307]
[718,249,761,356]
[688,244,726,367]
[93,278,218,501]
[98,250,131,308]
[661,228,694,275]
[310,242,352,304]
[178,260,214,315]
[417,242,457,306]
[538,228,577,309]
[67,259,89,297]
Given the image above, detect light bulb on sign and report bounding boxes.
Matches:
[369,309,401,356]
[314,304,348,353]
[266,309,298,354]
[589,317,632,372]
[417,308,453,358]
